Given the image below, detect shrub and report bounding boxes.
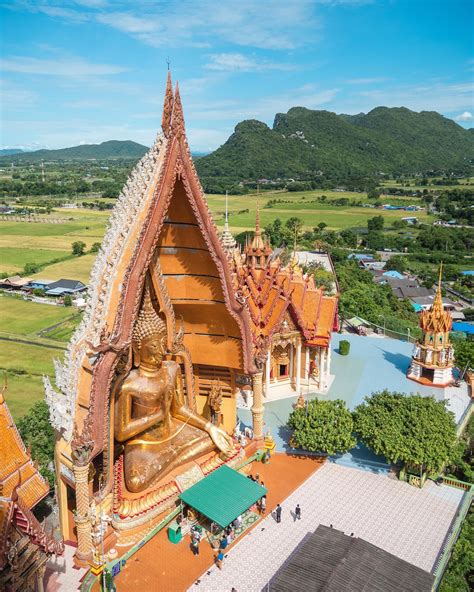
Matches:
[339,340,350,356]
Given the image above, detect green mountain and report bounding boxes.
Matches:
[196,107,473,181]
[0,140,148,162]
[0,148,24,156]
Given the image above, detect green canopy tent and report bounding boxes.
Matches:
[179,465,267,529]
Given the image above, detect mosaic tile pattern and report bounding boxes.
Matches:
[188,463,464,592]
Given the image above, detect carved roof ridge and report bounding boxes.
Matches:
[171,81,185,137]
[162,70,174,138]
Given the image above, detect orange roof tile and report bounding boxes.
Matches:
[0,393,49,508]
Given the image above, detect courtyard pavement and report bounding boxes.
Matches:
[238,333,471,471]
[188,463,465,592]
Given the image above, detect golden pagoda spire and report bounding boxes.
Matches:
[432,262,444,316]
[255,200,261,236]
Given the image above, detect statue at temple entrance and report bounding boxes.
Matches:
[114,286,235,493]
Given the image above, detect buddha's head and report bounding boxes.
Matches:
[132,286,167,367]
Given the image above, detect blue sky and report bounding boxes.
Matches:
[1,0,473,152]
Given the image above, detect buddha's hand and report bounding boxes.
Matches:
[209,424,235,457]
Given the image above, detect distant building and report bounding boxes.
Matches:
[401,216,418,225]
[23,279,55,292]
[0,275,33,290]
[382,270,404,280]
[44,279,87,296]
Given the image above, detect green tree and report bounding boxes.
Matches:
[452,338,474,372]
[353,391,457,473]
[284,217,303,245]
[24,262,40,274]
[439,508,474,592]
[339,229,357,248]
[385,255,406,273]
[367,215,384,231]
[63,294,73,307]
[288,399,356,454]
[72,240,86,256]
[32,288,45,297]
[90,242,101,253]
[17,401,55,486]
[316,222,327,232]
[367,187,381,200]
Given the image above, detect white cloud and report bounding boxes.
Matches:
[9,0,319,50]
[356,82,474,113]
[0,55,127,77]
[205,53,295,73]
[0,80,38,108]
[347,77,387,84]
[455,111,473,121]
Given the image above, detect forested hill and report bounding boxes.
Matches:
[196,107,473,182]
[0,140,148,162]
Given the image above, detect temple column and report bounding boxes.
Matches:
[327,345,332,375]
[265,350,271,397]
[289,344,294,387]
[296,340,302,394]
[73,463,93,565]
[305,347,310,381]
[251,373,264,440]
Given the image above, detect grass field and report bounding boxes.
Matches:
[0,297,80,419]
[0,190,433,283]
[0,295,78,335]
[0,247,69,274]
[0,340,57,420]
[3,373,47,419]
[29,254,97,283]
[206,190,433,232]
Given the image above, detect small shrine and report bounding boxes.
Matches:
[228,205,339,401]
[407,266,454,387]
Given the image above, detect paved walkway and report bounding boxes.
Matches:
[189,463,464,592]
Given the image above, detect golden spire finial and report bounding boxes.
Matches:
[255,200,261,235]
[428,261,445,322]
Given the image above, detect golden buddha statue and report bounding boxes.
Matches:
[114,288,235,493]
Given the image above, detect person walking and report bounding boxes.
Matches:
[259,495,266,516]
[295,504,301,521]
[276,503,282,523]
[216,549,225,570]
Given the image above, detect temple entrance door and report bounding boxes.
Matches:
[66,483,77,542]
[421,367,435,382]
[279,364,289,378]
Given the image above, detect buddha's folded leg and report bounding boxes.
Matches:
[124,427,216,493]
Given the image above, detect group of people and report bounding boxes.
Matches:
[247,473,267,515]
[275,502,301,523]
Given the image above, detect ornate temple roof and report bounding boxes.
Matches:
[0,391,63,570]
[47,72,255,457]
[419,266,452,334]
[0,391,49,508]
[232,212,339,351]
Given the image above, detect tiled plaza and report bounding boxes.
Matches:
[189,463,465,592]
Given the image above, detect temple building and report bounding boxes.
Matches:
[0,391,63,591]
[228,207,338,400]
[407,267,454,387]
[44,73,338,563]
